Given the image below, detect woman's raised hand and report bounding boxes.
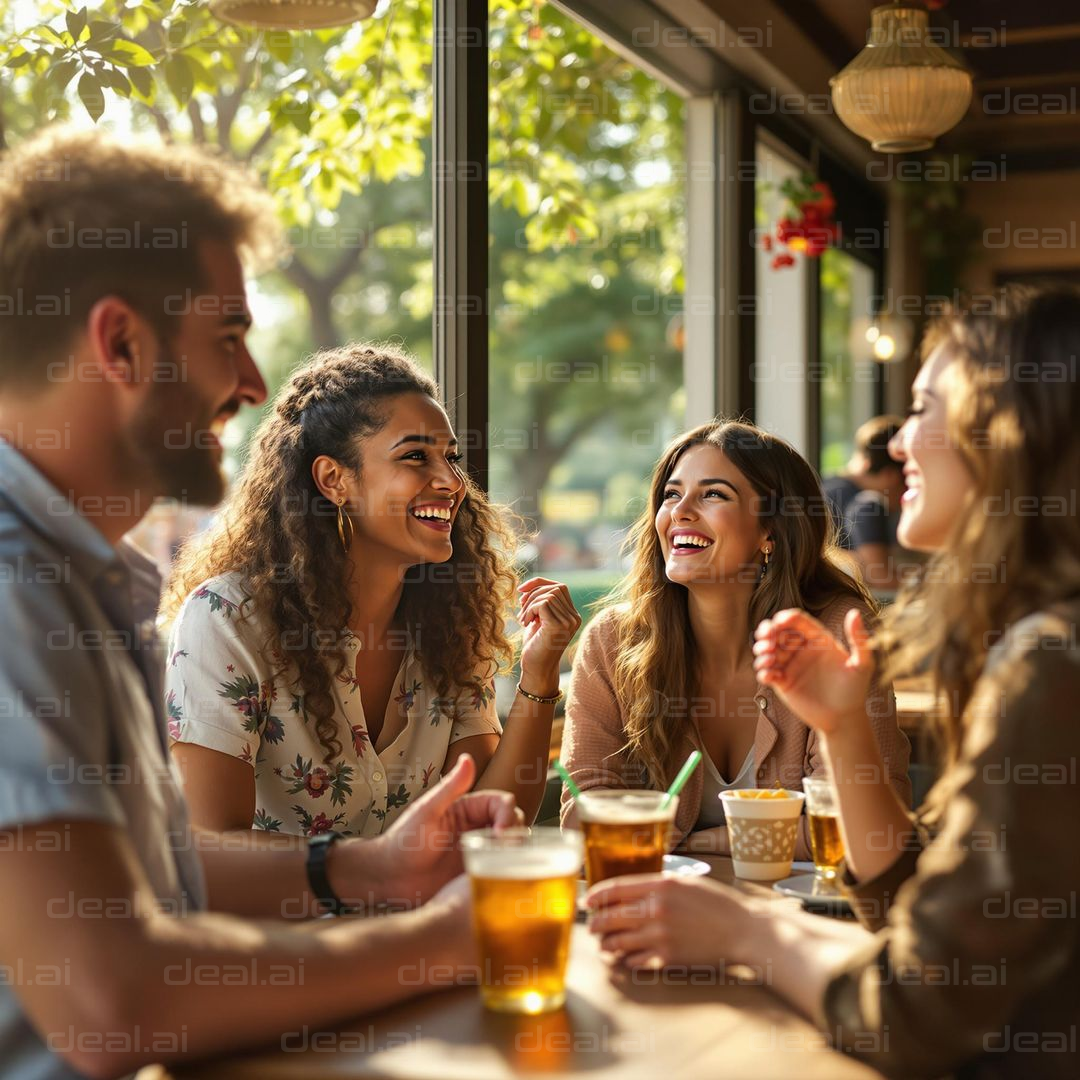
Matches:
[517,577,582,694]
[752,607,874,736]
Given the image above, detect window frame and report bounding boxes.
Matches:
[433,1,887,486]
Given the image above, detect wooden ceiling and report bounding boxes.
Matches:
[771,0,1080,170]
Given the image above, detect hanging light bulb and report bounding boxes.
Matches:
[209,0,376,30]
[850,313,914,364]
[830,3,973,153]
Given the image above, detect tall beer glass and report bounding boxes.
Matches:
[461,827,583,1014]
[802,776,845,880]
[576,790,678,887]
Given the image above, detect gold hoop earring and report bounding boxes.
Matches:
[336,500,354,553]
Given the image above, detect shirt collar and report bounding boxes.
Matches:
[0,440,122,585]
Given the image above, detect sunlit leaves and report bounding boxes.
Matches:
[76,71,104,121]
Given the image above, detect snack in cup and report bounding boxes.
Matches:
[720,788,806,881]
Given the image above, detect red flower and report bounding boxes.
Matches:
[809,182,837,216]
[776,217,802,244]
[761,234,773,252]
[771,253,796,270]
[308,813,335,836]
[304,768,330,798]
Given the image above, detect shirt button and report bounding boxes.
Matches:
[105,570,124,587]
[756,696,768,710]
[372,771,383,782]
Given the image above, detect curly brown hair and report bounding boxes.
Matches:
[161,343,519,762]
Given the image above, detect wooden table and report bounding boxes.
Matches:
[143,858,882,1080]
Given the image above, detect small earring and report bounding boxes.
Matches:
[336,500,354,553]
[760,546,771,580]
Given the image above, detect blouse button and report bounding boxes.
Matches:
[372,771,383,782]
[755,696,768,711]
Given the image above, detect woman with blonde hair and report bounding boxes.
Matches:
[560,419,910,855]
[162,343,580,838]
[588,287,1080,1078]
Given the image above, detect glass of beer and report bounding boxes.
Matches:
[461,827,583,1014]
[802,777,845,880]
[576,790,678,887]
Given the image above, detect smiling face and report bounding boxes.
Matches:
[132,241,266,505]
[654,444,770,587]
[336,392,465,568]
[888,344,974,552]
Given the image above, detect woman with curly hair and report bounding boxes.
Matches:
[560,420,910,856]
[161,343,580,837]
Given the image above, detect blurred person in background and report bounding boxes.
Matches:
[823,415,907,593]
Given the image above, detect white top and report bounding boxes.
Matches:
[695,745,756,829]
[165,573,502,838]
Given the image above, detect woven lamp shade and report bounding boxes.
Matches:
[830,4,972,154]
[210,0,377,29]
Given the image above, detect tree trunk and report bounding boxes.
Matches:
[305,280,341,350]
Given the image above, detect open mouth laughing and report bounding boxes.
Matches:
[669,529,714,555]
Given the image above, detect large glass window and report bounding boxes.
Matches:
[1,0,437,565]
[754,140,809,458]
[486,1,687,614]
[819,249,878,474]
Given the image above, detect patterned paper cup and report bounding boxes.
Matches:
[720,789,806,881]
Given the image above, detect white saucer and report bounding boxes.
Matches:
[662,853,713,876]
[772,872,853,914]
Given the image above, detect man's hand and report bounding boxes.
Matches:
[335,754,524,909]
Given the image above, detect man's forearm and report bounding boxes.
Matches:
[193,827,391,919]
[67,903,453,1076]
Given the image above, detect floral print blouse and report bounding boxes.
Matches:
[164,573,501,838]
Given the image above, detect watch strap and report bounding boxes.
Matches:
[306,830,346,916]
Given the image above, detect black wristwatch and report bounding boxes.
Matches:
[306,831,347,916]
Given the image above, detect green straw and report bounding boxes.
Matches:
[553,759,582,801]
[662,750,702,809]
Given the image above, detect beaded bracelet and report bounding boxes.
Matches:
[516,682,563,706]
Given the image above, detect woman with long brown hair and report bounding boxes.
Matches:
[587,287,1080,1078]
[560,420,911,854]
[162,343,580,837]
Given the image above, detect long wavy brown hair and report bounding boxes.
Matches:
[162,343,518,762]
[603,420,872,790]
[876,287,1080,762]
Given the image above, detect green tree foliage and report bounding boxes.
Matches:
[1,0,685,533]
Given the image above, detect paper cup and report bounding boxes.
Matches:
[720,789,806,881]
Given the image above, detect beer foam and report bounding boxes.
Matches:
[465,847,582,880]
[577,801,671,825]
